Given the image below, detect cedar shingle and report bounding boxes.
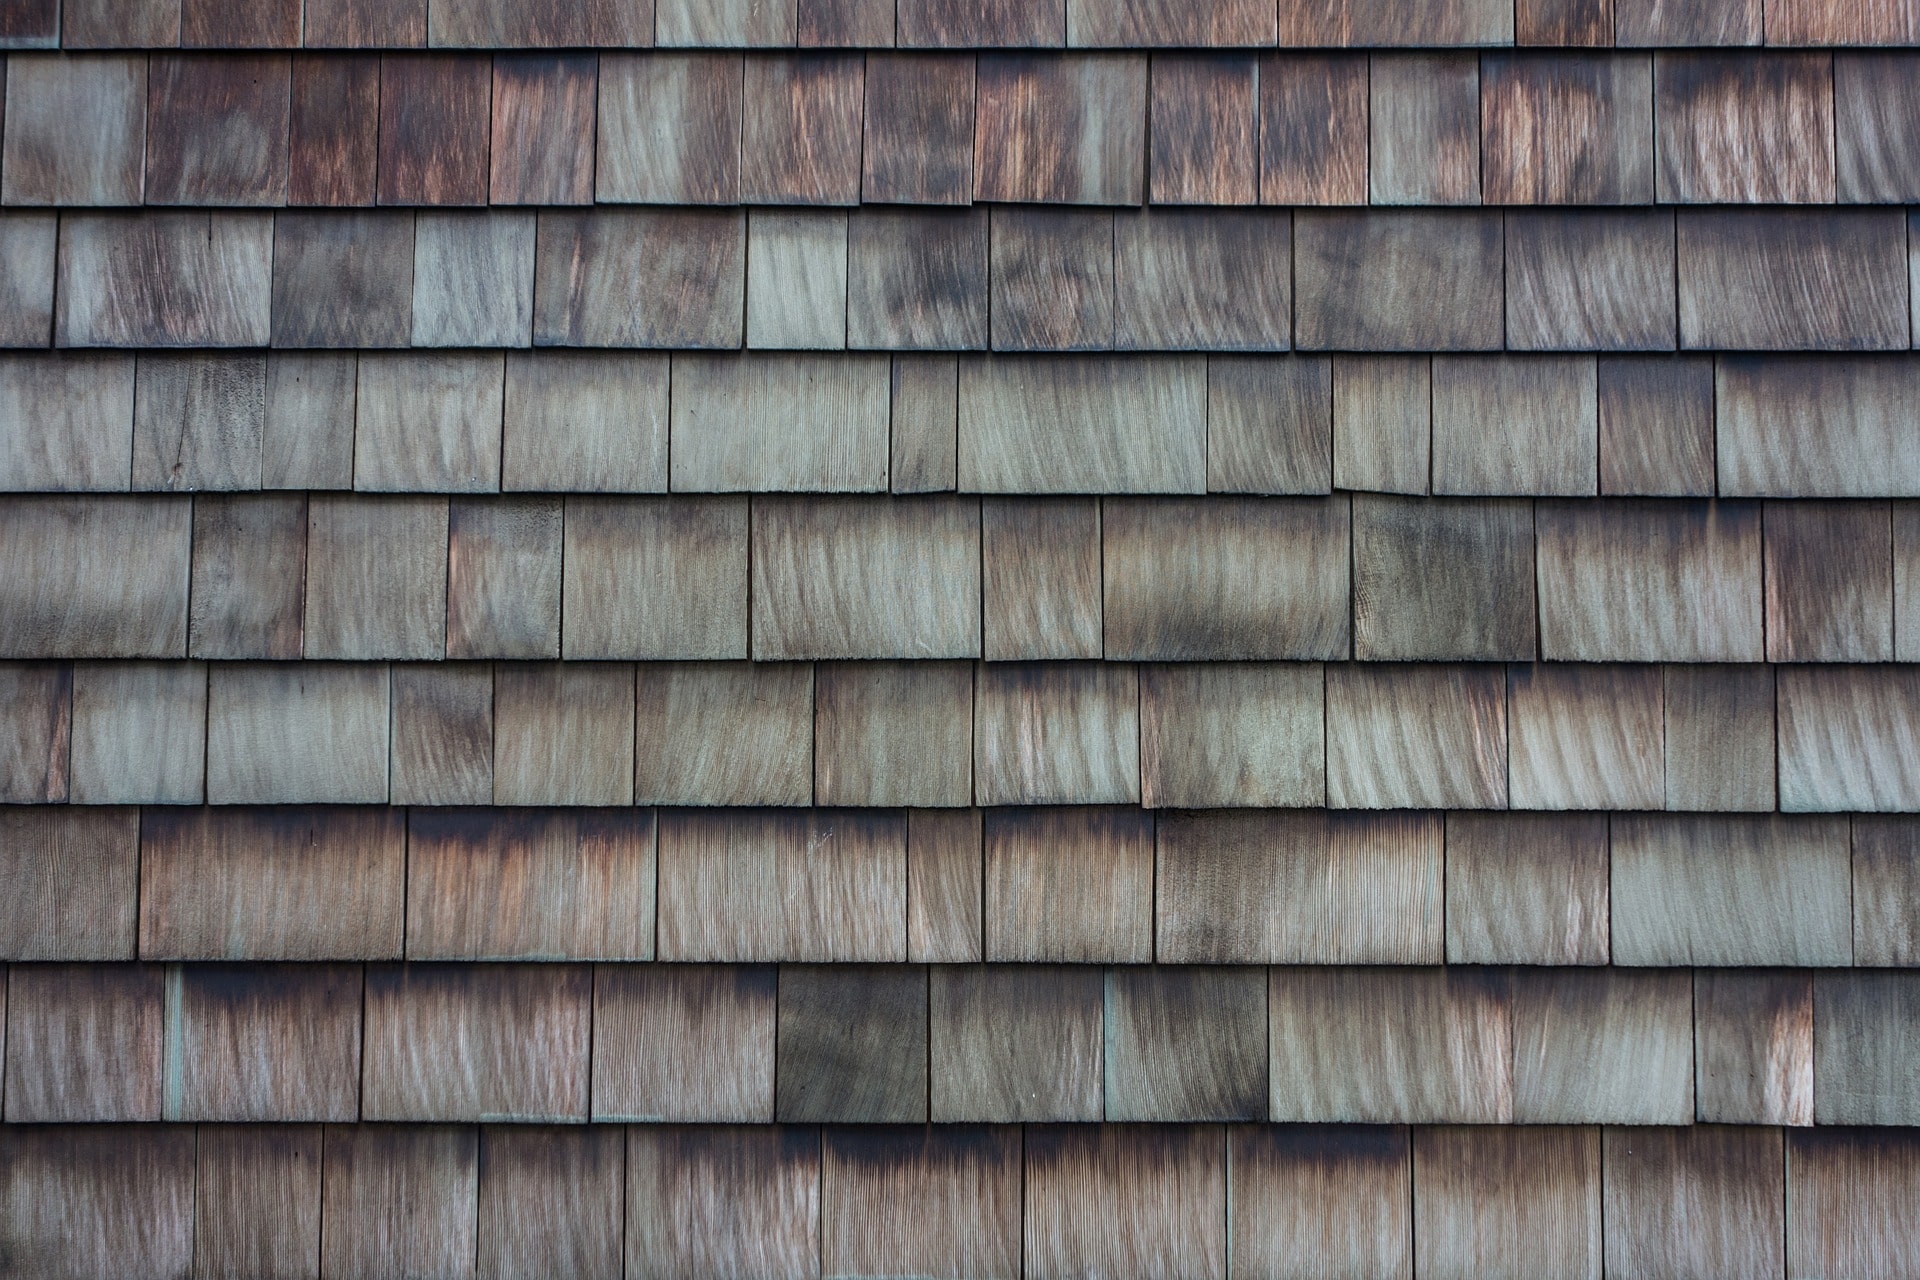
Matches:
[1506,211,1676,351]
[798,0,894,45]
[164,964,362,1122]
[1149,56,1256,205]
[1610,814,1852,965]
[861,53,974,204]
[1788,1130,1920,1280]
[271,212,415,350]
[816,661,974,807]
[410,211,535,348]
[1069,0,1272,42]
[1333,355,1429,494]
[930,964,1102,1121]
[1446,812,1609,964]
[69,661,207,805]
[0,496,191,658]
[0,662,69,804]
[1207,356,1332,495]
[407,809,655,960]
[745,210,849,349]
[489,56,597,205]
[264,353,356,489]
[990,207,1113,352]
[446,497,563,659]
[1112,210,1291,351]
[304,495,448,660]
[534,210,743,348]
[1230,1128,1411,1280]
[320,1125,478,1279]
[431,0,652,45]
[1512,968,1693,1123]
[194,1126,323,1280]
[58,214,274,348]
[1778,664,1920,812]
[377,53,491,206]
[1695,968,1813,1124]
[0,353,134,491]
[0,0,56,44]
[1901,503,1920,657]
[190,494,307,660]
[1656,52,1835,202]
[388,662,493,805]
[776,964,928,1122]
[61,0,180,45]
[1676,209,1909,351]
[626,1128,819,1280]
[1507,663,1664,810]
[671,354,889,491]
[657,809,906,962]
[1717,357,1920,497]
[983,806,1152,961]
[1277,0,1514,43]
[561,496,746,659]
[975,663,1139,804]
[1767,0,1920,43]
[592,964,776,1121]
[1140,663,1325,810]
[595,53,742,203]
[130,353,266,492]
[363,963,591,1122]
[0,214,56,349]
[1663,663,1776,811]
[477,1127,625,1280]
[0,1127,194,1280]
[1413,1128,1601,1280]
[1325,664,1508,809]
[0,55,145,206]
[503,352,668,492]
[908,808,982,962]
[1431,355,1597,496]
[138,807,405,960]
[633,661,813,805]
[180,0,299,45]
[981,497,1102,659]
[974,54,1146,204]
[354,352,504,493]
[1105,967,1266,1121]
[1258,54,1368,205]
[1294,211,1504,351]
[1855,816,1920,966]
[1352,495,1536,661]
[1482,54,1654,204]
[0,807,138,960]
[1615,0,1760,42]
[1765,500,1894,662]
[1836,53,1920,202]
[1024,1127,1226,1280]
[898,0,1064,45]
[1518,0,1613,43]
[822,1128,1022,1280]
[289,54,380,205]
[491,663,635,806]
[1815,971,1920,1125]
[3,963,162,1121]
[1598,356,1715,496]
[655,0,796,43]
[742,55,864,204]
[205,663,390,804]
[847,209,990,350]
[1369,53,1480,205]
[145,55,290,207]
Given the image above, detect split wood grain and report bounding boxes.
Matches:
[746,210,848,350]
[270,212,416,349]
[69,661,206,805]
[193,1126,322,1280]
[163,963,362,1122]
[1,54,145,205]
[1512,967,1693,1123]
[533,209,744,348]
[376,53,490,205]
[815,661,973,807]
[930,964,1102,1122]
[561,496,747,660]
[489,55,597,205]
[353,352,504,493]
[670,353,888,492]
[1604,1126,1785,1280]
[1105,966,1267,1121]
[983,806,1152,963]
[491,663,634,806]
[1149,56,1256,205]
[320,1125,478,1280]
[446,497,562,660]
[1505,211,1675,351]
[1352,495,1536,660]
[1207,356,1332,494]
[1140,662,1324,809]
[1695,968,1814,1125]
[1332,355,1430,495]
[477,1127,625,1280]
[1598,356,1715,496]
[823,1127,1022,1280]
[144,54,290,207]
[1787,1129,1920,1280]
[974,662,1139,805]
[1483,53,1654,204]
[130,352,266,492]
[1230,1127,1411,1280]
[205,663,390,805]
[847,209,989,350]
[1294,211,1504,351]
[1445,812,1609,965]
[3,962,161,1121]
[981,497,1102,659]
[1023,1126,1226,1280]
[1412,1127,1601,1280]
[388,663,493,805]
[776,964,928,1123]
[908,808,983,963]
[58,213,273,348]
[1778,665,1920,811]
[0,352,134,491]
[626,1127,818,1280]
[303,495,448,660]
[289,54,380,205]
[1326,663,1508,809]
[974,54,1146,204]
[0,1127,194,1280]
[634,661,813,806]
[592,964,776,1122]
[0,807,138,960]
[503,352,669,492]
[862,53,974,204]
[595,53,743,203]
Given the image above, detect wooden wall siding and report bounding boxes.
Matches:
[930,964,1100,1121]
[560,496,745,660]
[1779,665,1920,811]
[847,209,990,350]
[163,962,362,1121]
[1,55,146,205]
[746,209,848,349]
[972,54,1145,204]
[1696,969,1815,1125]
[320,1124,479,1279]
[1326,664,1508,809]
[776,963,928,1121]
[1512,967,1694,1123]
[1104,966,1267,1120]
[270,213,414,349]
[983,806,1152,961]
[1206,355,1333,496]
[593,963,777,1121]
[1140,663,1325,809]
[1352,495,1536,660]
[1445,812,1610,964]
[475,1126,626,1280]
[1598,355,1715,496]
[862,54,973,204]
[1677,209,1910,351]
[1854,816,1920,965]
[0,1127,196,1280]
[1230,1126,1412,1279]
[0,807,139,960]
[626,1126,819,1280]
[289,53,381,204]
[1507,663,1664,810]
[1431,355,1598,495]
[502,352,669,493]
[1414,1126,1602,1280]
[58,213,272,348]
[1717,358,1920,498]
[1506,211,1675,351]
[1295,211,1505,351]
[5,962,164,1120]
[144,54,290,206]
[1025,1125,1226,1280]
[69,661,206,804]
[1656,51,1836,203]
[821,1127,1022,1280]
[633,661,813,806]
[1369,53,1480,206]
[1837,53,1920,202]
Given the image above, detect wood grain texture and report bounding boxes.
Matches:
[270,212,414,349]
[446,497,562,660]
[862,53,974,204]
[891,362,958,491]
[363,963,591,1122]
[752,496,981,659]
[908,809,982,963]
[1779,665,1920,811]
[1024,1126,1226,1280]
[4,962,161,1121]
[975,662,1138,805]
[205,663,389,805]
[671,354,888,492]
[353,352,504,494]
[1506,211,1675,351]
[1507,663,1663,810]
[1656,52,1835,202]
[1717,356,1920,498]
[411,211,536,348]
[634,661,813,805]
[741,54,863,204]
[1141,662,1324,809]
[1512,967,1693,1123]
[798,0,895,44]
[973,54,1146,204]
[1483,54,1653,204]
[60,0,181,45]
[1326,663,1508,809]
[1113,210,1291,351]
[289,54,380,205]
[263,353,355,490]
[989,207,1113,352]
[1598,356,1715,496]
[0,54,145,205]
[657,808,906,962]
[179,0,300,45]
[562,497,744,660]
[1768,0,1920,42]
[1431,355,1597,496]
[1231,1127,1411,1280]
[654,0,793,43]
[816,661,973,807]
[983,806,1152,962]
[747,210,848,350]
[163,963,362,1122]
[139,807,405,960]
[0,213,55,348]
[389,663,493,806]
[1901,504,1920,658]
[0,1126,195,1280]
[0,807,138,960]
[1294,211,1503,351]
[626,1127,819,1280]
[1611,814,1852,965]
[1677,209,1909,351]
[1853,816,1920,966]
[823,1127,1021,1280]
[1369,53,1480,205]
[534,209,744,348]
[592,963,776,1121]
[1105,966,1266,1121]
[1412,1127,1600,1280]
[1333,355,1429,495]
[1788,1129,1920,1280]
[376,53,489,205]
[595,53,742,203]
[1149,56,1256,205]
[144,54,289,207]
[1271,967,1510,1122]
[1536,499,1764,661]
[1695,968,1813,1125]
[407,808,655,960]
[1259,53,1367,205]
[491,663,634,806]
[430,0,650,43]
[0,496,189,658]
[1816,970,1920,1124]
[58,213,273,348]
[304,495,448,660]
[1445,812,1609,965]
[320,1125,478,1280]
[0,0,57,43]
[930,964,1102,1122]
[777,964,928,1123]
[1518,0,1612,42]
[1277,0,1514,43]
[194,1125,322,1280]
[1353,495,1536,660]
[1837,53,1920,201]
[0,352,134,491]
[1605,1127,1784,1280]
[130,353,266,492]
[0,661,69,803]
[1615,0,1760,42]
[1765,499,1893,662]
[1069,0,1271,41]
[1207,356,1331,495]
[489,56,597,206]
[69,661,206,805]
[982,498,1102,659]
[190,495,305,660]
[958,355,1206,493]
[477,1126,625,1280]
[847,209,988,350]
[502,352,667,492]
[899,0,1063,45]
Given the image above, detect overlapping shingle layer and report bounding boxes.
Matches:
[3,0,1920,1274]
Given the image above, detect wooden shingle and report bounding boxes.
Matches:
[973,54,1146,204]
[4,963,161,1121]
[1258,54,1368,205]
[0,214,55,349]
[1486,55,1653,204]
[595,53,742,204]
[1676,209,1909,351]
[1206,356,1332,495]
[411,211,537,348]
[1836,53,1920,202]
[1230,1128,1411,1280]
[363,963,591,1122]
[1902,504,1920,658]
[1024,1127,1226,1280]
[655,0,794,43]
[1656,52,1835,203]
[626,1128,818,1280]
[145,54,290,206]
[1326,664,1508,810]
[431,0,652,44]
[908,808,983,963]
[0,662,69,804]
[446,497,563,660]
[1276,0,1514,44]
[776,964,928,1122]
[271,212,415,349]
[376,53,490,206]
[816,661,973,807]
[1615,0,1760,42]
[1611,814,1852,965]
[990,207,1114,352]
[898,0,1064,45]
[1695,968,1813,1124]
[1506,212,1675,351]
[1294,212,1504,351]
[1446,812,1609,964]
[58,213,273,348]
[592,964,776,1121]
[747,210,849,350]
[0,807,138,960]
[489,55,597,206]
[671,354,889,492]
[982,498,1102,659]
[1767,0,1920,43]
[984,806,1152,962]
[1352,495,1536,661]
[163,964,362,1122]
[1815,971,1920,1125]
[1,54,145,205]
[262,353,356,490]
[847,209,990,350]
[1508,663,1664,810]
[138,807,405,960]
[1149,56,1256,205]
[190,494,306,660]
[407,808,656,960]
[179,0,300,45]
[1517,0,1612,46]
[288,54,380,205]
[1512,968,1693,1123]
[320,1125,477,1280]
[304,495,449,660]
[1106,966,1266,1121]
[1598,356,1715,496]
[1788,1130,1920,1280]
[1854,816,1920,966]
[388,662,493,805]
[798,0,898,43]
[1778,665,1920,812]
[656,808,906,962]
[534,209,744,348]
[492,663,635,806]
[741,55,864,204]
[0,1127,194,1280]
[930,964,1102,1121]
[634,661,813,806]
[130,353,266,492]
[562,497,746,660]
[1368,54,1480,206]
[1069,0,1271,42]
[353,352,504,493]
[823,1128,1022,1280]
[1333,355,1430,495]
[194,1126,322,1280]
[477,1128,625,1280]
[69,661,207,805]
[1717,357,1920,497]
[975,663,1138,805]
[1413,1127,1601,1280]
[0,353,134,492]
[1113,210,1291,351]
[1140,662,1325,809]
[503,352,669,492]
[1765,499,1894,662]
[1432,355,1597,496]
[61,0,181,44]
[0,496,190,658]
[0,0,56,43]
[862,53,974,205]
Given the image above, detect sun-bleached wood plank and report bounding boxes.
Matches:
[477,1127,624,1280]
[1432,355,1597,496]
[3,962,162,1121]
[0,1127,195,1280]
[407,808,655,960]
[130,353,266,492]
[816,662,973,808]
[592,964,776,1122]
[139,807,405,960]
[982,498,1102,660]
[1258,54,1367,205]
[1506,211,1674,351]
[1611,814,1852,965]
[1656,52,1835,203]
[445,498,560,661]
[1664,664,1775,811]
[205,663,389,805]
[492,663,634,806]
[1326,664,1507,810]
[1788,1129,1920,1280]
[908,808,982,963]
[1370,53,1480,206]
[1413,1127,1601,1280]
[320,1125,478,1280]
[626,1127,819,1280]
[1677,209,1908,352]
[534,209,744,348]
[1105,966,1266,1121]
[823,1127,1022,1280]
[1604,1126,1785,1280]
[1270,967,1512,1123]
[657,808,906,962]
[163,963,362,1122]
[1024,1127,1225,1280]
[1207,356,1332,495]
[194,1126,322,1280]
[1507,663,1663,810]
[561,496,745,660]
[1718,357,1920,498]
[1483,53,1654,204]
[1779,665,1920,812]
[1599,356,1715,496]
[634,661,813,806]
[1512,968,1693,1123]
[1,55,145,205]
[984,807,1152,963]
[388,663,492,806]
[1765,499,1894,662]
[1815,971,1920,1125]
[1695,968,1813,1125]
[1231,1127,1411,1280]
[0,352,133,491]
[353,352,504,493]
[776,964,928,1123]
[503,352,669,493]
[974,662,1139,805]
[1294,211,1503,351]
[1446,813,1608,965]
[1855,816,1920,966]
[930,964,1102,1122]
[1353,495,1536,660]
[0,662,69,804]
[1140,662,1324,809]
[69,661,205,805]
[410,211,535,348]
[671,353,889,492]
[0,496,190,658]
[0,807,138,960]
